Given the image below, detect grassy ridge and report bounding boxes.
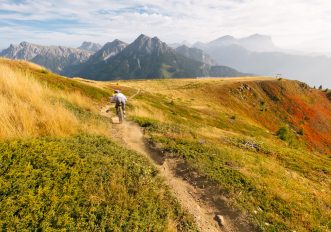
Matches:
[0,135,196,231]
[116,78,331,231]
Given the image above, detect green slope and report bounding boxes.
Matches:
[0,135,196,231]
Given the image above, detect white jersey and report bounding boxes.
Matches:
[114,93,127,104]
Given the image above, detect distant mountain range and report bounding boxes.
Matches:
[0,35,246,80]
[0,42,92,74]
[67,34,245,80]
[1,34,330,86]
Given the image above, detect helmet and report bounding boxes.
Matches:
[114,90,120,93]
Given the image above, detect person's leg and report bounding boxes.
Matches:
[115,102,120,115]
[122,103,125,114]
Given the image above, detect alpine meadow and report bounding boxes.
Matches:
[1,1,331,231]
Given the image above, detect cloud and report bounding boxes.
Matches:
[0,0,330,54]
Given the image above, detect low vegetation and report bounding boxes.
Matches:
[0,135,195,231]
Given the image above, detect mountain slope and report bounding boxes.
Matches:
[175,45,215,65]
[74,34,210,80]
[78,41,102,52]
[0,42,92,74]
[71,34,247,80]
[88,39,128,63]
[65,39,128,77]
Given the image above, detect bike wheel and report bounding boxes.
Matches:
[118,107,124,123]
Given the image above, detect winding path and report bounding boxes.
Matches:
[99,89,252,232]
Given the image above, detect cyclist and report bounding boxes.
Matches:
[111,90,127,119]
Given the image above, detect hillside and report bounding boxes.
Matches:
[87,77,331,231]
[0,58,196,231]
[1,58,330,231]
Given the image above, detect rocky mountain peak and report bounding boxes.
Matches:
[78,41,102,52]
[86,39,127,62]
[110,39,127,46]
[131,34,170,54]
[19,41,31,47]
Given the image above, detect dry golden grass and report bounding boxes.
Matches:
[0,65,78,138]
[60,91,98,114]
[0,60,108,139]
[130,99,168,122]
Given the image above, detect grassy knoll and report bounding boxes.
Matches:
[111,78,331,231]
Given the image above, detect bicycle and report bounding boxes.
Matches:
[116,103,124,123]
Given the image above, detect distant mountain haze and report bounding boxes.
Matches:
[194,34,279,52]
[193,34,331,88]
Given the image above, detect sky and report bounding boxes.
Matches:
[0,0,331,54]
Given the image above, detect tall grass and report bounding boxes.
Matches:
[0,65,80,138]
[0,61,109,139]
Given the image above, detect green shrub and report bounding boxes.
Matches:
[0,135,196,231]
[277,126,290,141]
[132,116,158,128]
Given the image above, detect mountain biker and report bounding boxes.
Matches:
[111,90,127,118]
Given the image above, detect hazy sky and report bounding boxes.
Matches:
[0,0,331,54]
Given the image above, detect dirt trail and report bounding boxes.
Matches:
[100,103,251,232]
[113,121,224,232]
